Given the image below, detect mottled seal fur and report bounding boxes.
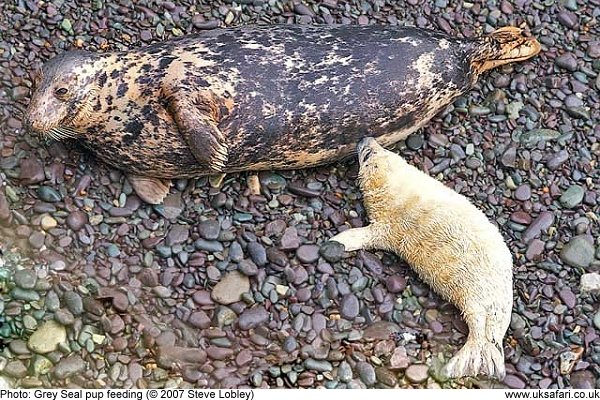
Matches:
[329,137,513,380]
[25,24,540,203]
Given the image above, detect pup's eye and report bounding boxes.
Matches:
[55,87,68,96]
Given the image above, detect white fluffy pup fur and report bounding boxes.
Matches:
[330,137,513,380]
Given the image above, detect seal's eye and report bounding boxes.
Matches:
[55,87,68,97]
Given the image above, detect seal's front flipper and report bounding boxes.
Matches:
[129,175,172,205]
[167,94,228,172]
[329,226,375,252]
[209,173,227,188]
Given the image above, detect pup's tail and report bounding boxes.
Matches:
[442,339,506,380]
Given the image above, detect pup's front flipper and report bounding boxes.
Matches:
[329,226,375,252]
[129,175,172,205]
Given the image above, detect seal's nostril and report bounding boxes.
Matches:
[361,147,373,162]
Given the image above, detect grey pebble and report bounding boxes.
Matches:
[560,185,584,209]
[228,241,244,262]
[53,355,86,379]
[304,358,332,372]
[55,309,75,325]
[405,364,429,383]
[560,235,595,268]
[283,336,298,353]
[319,241,345,263]
[340,293,360,319]
[13,269,37,289]
[63,291,83,315]
[37,186,62,203]
[247,242,267,266]
[337,361,353,383]
[555,53,578,72]
[356,362,376,386]
[11,287,40,302]
[3,360,28,378]
[296,245,320,264]
[198,220,221,240]
[194,239,224,253]
[238,306,268,330]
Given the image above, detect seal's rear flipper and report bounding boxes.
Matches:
[471,27,541,74]
[128,175,172,205]
[442,339,506,380]
[165,91,229,172]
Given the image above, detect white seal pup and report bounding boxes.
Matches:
[329,137,513,380]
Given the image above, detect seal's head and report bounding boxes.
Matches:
[24,50,99,140]
[470,26,541,75]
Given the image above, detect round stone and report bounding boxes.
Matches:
[211,271,250,305]
[340,293,360,319]
[338,361,353,383]
[504,374,526,389]
[304,359,333,372]
[53,355,86,379]
[386,275,407,293]
[36,186,61,203]
[406,134,424,150]
[247,242,267,266]
[40,215,57,231]
[570,370,595,389]
[296,245,320,264]
[66,211,88,231]
[63,291,83,315]
[514,184,531,201]
[593,311,600,330]
[559,185,585,209]
[560,235,595,268]
[28,320,67,354]
[13,269,37,289]
[319,241,345,263]
[555,53,578,71]
[405,364,429,383]
[238,306,269,330]
[198,220,221,240]
[189,311,211,329]
[356,362,376,386]
[283,336,298,353]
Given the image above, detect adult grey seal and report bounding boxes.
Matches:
[329,137,514,380]
[24,25,541,203]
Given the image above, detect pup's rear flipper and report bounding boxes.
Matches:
[442,340,506,380]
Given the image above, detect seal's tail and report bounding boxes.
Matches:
[470,26,541,74]
[443,339,506,380]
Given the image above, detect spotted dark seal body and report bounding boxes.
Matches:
[25,25,540,203]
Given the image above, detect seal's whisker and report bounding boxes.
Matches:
[58,127,78,138]
[47,129,60,141]
[59,126,79,134]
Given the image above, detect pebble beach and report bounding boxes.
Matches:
[0,0,599,390]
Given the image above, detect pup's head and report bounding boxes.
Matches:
[356,137,406,192]
[24,51,99,140]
